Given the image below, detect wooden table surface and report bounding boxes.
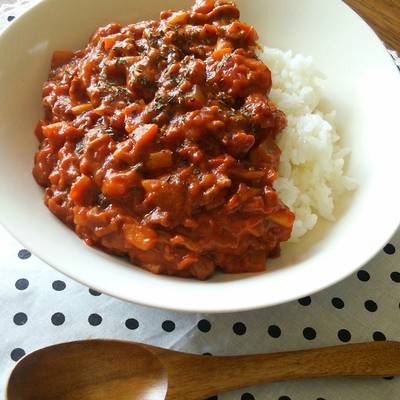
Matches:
[344,0,400,52]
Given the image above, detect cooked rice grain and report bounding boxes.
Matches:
[259,48,357,241]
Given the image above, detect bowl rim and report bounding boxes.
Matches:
[0,0,399,313]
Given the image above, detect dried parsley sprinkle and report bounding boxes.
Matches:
[149,34,161,47]
[138,76,151,87]
[116,58,128,65]
[75,142,84,154]
[133,66,143,75]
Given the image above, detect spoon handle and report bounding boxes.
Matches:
[163,341,400,399]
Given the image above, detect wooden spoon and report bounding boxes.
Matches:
[7,340,400,400]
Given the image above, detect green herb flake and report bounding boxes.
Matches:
[75,142,85,154]
[117,58,128,66]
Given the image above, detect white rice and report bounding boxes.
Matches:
[258,48,357,241]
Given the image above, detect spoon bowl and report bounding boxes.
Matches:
[7,340,400,400]
[7,341,168,400]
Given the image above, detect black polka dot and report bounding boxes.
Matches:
[384,376,394,380]
[268,325,282,338]
[390,272,400,283]
[357,270,370,282]
[162,320,175,332]
[233,322,247,336]
[52,280,66,291]
[206,397,218,400]
[317,398,327,400]
[18,249,31,260]
[338,329,351,343]
[203,352,213,356]
[88,313,102,326]
[241,393,255,400]
[11,348,25,362]
[332,297,345,309]
[15,278,29,290]
[197,319,212,333]
[51,312,65,326]
[303,327,317,340]
[298,296,312,306]
[373,331,386,341]
[13,312,28,326]
[89,288,102,296]
[125,318,139,330]
[384,244,396,255]
[364,300,378,312]
[7,15,15,22]
[279,396,291,400]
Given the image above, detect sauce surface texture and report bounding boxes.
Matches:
[33,0,295,279]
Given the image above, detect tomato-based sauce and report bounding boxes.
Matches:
[33,0,294,279]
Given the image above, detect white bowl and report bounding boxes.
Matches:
[0,0,399,313]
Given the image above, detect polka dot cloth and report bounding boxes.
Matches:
[2,227,400,400]
[1,5,400,400]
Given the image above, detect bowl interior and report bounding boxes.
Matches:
[0,0,399,312]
